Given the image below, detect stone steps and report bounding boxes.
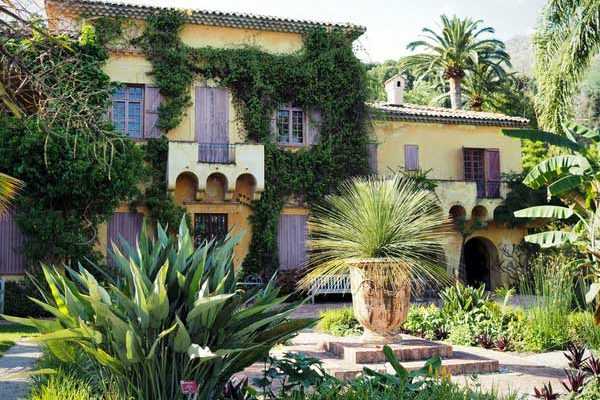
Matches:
[317,335,499,381]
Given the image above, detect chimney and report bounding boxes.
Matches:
[384,74,406,105]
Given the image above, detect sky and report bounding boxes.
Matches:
[60,0,549,62]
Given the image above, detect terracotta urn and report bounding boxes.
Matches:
[348,259,411,342]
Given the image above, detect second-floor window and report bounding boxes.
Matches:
[463,148,501,198]
[404,144,419,171]
[276,106,304,144]
[111,85,144,138]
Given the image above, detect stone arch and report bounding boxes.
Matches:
[206,172,228,202]
[449,204,467,221]
[471,205,488,222]
[234,173,257,203]
[493,205,509,221]
[174,172,198,205]
[464,236,499,290]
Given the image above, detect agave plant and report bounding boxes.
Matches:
[4,218,314,400]
[503,122,600,323]
[301,175,448,292]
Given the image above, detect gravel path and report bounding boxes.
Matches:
[0,342,42,400]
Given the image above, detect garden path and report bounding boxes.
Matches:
[0,342,42,400]
[241,330,569,399]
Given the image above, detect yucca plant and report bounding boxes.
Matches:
[4,218,314,400]
[301,175,448,292]
[300,176,448,338]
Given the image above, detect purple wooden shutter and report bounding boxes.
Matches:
[0,211,25,275]
[367,143,378,174]
[144,86,162,138]
[107,212,143,264]
[485,149,501,197]
[404,145,419,170]
[306,109,321,145]
[277,215,308,270]
[196,87,229,162]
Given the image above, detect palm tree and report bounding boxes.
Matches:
[0,172,22,216]
[534,0,600,133]
[399,15,511,110]
[462,63,512,111]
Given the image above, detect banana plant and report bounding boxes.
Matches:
[3,217,315,400]
[503,122,600,323]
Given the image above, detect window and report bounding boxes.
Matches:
[404,144,419,171]
[111,85,144,138]
[276,106,304,144]
[194,213,228,246]
[463,148,501,198]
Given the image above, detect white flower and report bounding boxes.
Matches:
[187,344,217,360]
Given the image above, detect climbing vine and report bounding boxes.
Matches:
[105,10,370,276]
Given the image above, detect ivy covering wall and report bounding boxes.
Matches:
[0,31,144,267]
[129,10,371,276]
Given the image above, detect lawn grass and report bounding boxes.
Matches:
[0,323,38,357]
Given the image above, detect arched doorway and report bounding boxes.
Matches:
[464,237,498,290]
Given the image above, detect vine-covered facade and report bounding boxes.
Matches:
[0,0,530,290]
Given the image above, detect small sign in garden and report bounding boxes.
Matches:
[180,380,198,398]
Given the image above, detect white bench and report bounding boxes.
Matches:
[309,274,351,303]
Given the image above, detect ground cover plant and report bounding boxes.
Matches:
[317,271,600,353]
[6,219,313,400]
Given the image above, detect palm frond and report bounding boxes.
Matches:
[534,0,600,132]
[0,172,22,215]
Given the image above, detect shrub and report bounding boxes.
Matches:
[404,304,448,340]
[317,308,362,337]
[447,323,474,346]
[440,282,490,316]
[568,312,600,350]
[3,278,47,317]
[8,219,314,400]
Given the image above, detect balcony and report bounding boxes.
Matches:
[434,179,508,221]
[167,141,264,202]
[197,143,235,164]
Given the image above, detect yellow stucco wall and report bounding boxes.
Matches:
[372,120,522,179]
[372,119,527,288]
[89,19,307,265]
[48,3,528,284]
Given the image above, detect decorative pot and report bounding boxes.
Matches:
[349,259,410,342]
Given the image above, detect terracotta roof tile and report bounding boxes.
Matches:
[370,102,529,127]
[48,0,366,38]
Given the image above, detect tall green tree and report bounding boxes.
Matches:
[534,0,600,132]
[399,15,511,109]
[460,63,510,111]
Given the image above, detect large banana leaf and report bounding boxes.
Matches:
[502,128,583,152]
[547,175,584,197]
[562,121,600,142]
[523,155,590,189]
[514,205,574,219]
[524,230,578,248]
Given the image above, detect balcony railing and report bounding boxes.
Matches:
[473,179,501,199]
[433,179,503,199]
[198,143,235,164]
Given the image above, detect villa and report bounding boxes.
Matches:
[0,0,529,290]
